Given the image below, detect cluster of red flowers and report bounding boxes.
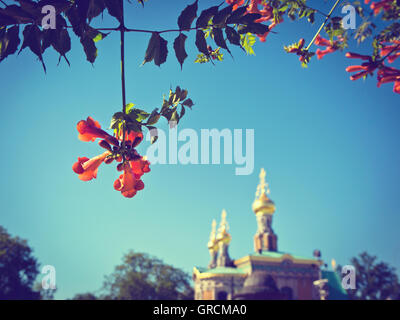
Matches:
[227,0,279,42]
[364,0,394,15]
[345,39,400,94]
[315,35,344,60]
[72,117,150,198]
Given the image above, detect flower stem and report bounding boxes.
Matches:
[305,0,341,51]
[120,1,127,159]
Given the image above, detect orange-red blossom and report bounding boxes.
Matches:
[345,51,400,94]
[315,35,343,60]
[73,116,150,198]
[364,0,394,15]
[226,0,280,43]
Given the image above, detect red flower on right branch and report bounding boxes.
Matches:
[315,35,344,60]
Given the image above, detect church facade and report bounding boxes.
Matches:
[193,169,347,300]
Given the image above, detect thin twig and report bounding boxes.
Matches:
[305,0,342,51]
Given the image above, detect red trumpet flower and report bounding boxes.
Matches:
[77,116,119,146]
[113,162,146,198]
[72,152,111,181]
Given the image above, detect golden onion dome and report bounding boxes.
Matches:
[216,229,232,244]
[252,192,276,215]
[252,168,276,215]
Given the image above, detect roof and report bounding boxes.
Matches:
[322,270,349,300]
[193,266,247,279]
[251,251,316,261]
[235,251,322,267]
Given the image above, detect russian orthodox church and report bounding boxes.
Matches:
[193,169,347,300]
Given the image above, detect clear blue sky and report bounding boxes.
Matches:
[1,0,399,299]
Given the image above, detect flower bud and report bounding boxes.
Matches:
[99,140,112,151]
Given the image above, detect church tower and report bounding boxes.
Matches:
[252,168,278,253]
[216,209,233,267]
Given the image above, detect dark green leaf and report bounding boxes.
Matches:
[182,98,194,109]
[18,24,46,72]
[0,26,20,63]
[52,28,71,65]
[212,27,231,55]
[87,0,106,22]
[226,5,247,24]
[213,5,233,26]
[238,23,269,35]
[225,26,242,47]
[177,0,198,31]
[0,5,34,24]
[173,33,187,69]
[142,33,168,66]
[147,109,160,125]
[238,13,261,24]
[196,5,219,29]
[195,30,208,56]
[180,105,186,119]
[154,35,168,67]
[80,35,97,63]
[104,0,123,24]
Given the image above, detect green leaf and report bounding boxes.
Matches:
[213,5,233,26]
[52,28,71,65]
[87,0,106,22]
[196,5,219,29]
[182,98,194,109]
[177,0,198,31]
[129,109,150,122]
[0,5,34,24]
[238,13,262,25]
[125,103,135,114]
[142,33,168,67]
[104,0,123,24]
[147,109,160,125]
[238,23,269,35]
[212,27,231,55]
[195,30,209,56]
[0,26,20,63]
[173,33,188,70]
[80,35,97,63]
[225,26,242,48]
[226,6,248,24]
[18,24,46,72]
[110,111,125,129]
[240,33,256,55]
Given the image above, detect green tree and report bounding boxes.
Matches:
[343,252,399,300]
[71,292,98,300]
[98,251,193,300]
[0,226,41,300]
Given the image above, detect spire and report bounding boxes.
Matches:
[252,168,275,215]
[216,209,233,267]
[252,168,278,253]
[207,219,218,269]
[216,209,231,244]
[207,219,218,251]
[255,168,270,199]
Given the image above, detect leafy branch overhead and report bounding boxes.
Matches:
[0,0,271,71]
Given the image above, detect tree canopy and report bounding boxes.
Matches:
[342,252,400,300]
[0,226,41,300]
[72,251,193,300]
